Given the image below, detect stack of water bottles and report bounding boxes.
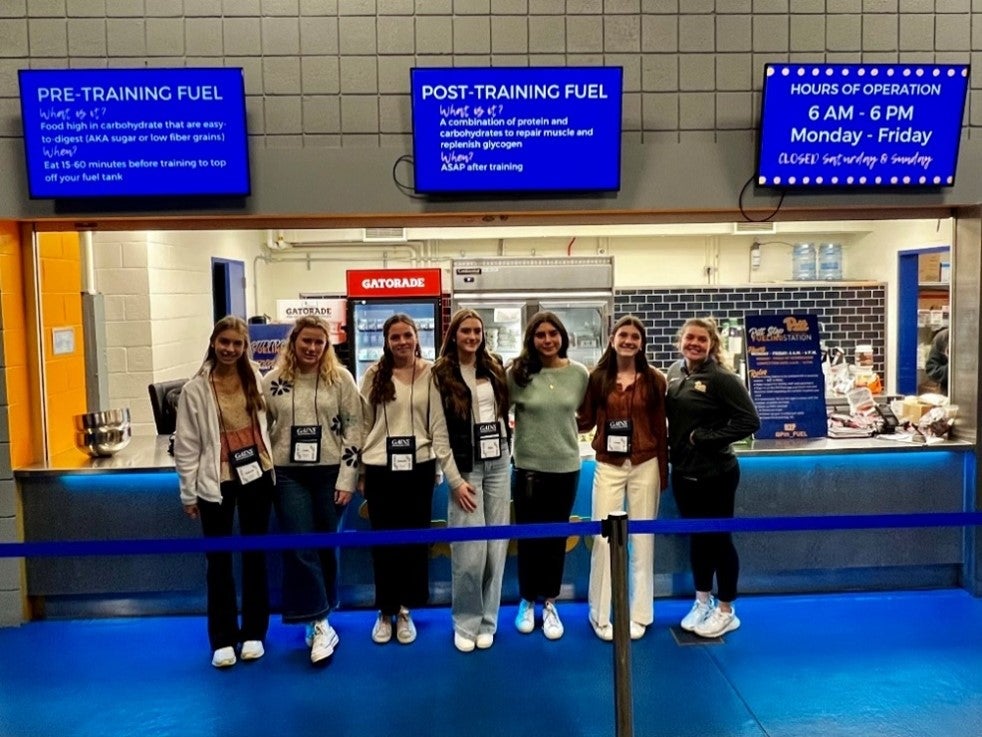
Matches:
[792,242,842,281]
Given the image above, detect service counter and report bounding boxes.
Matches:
[14,435,976,618]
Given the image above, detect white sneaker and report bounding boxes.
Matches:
[305,622,315,648]
[629,622,646,641]
[396,608,417,644]
[542,602,564,640]
[680,596,716,632]
[590,618,613,642]
[211,646,236,668]
[310,619,339,663]
[454,632,475,653]
[240,640,264,660]
[515,599,535,634]
[371,612,393,644]
[475,633,494,650]
[694,606,740,638]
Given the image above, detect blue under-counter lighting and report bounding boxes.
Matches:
[60,472,178,490]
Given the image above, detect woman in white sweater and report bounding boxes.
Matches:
[174,315,274,669]
[360,313,463,646]
[263,315,363,665]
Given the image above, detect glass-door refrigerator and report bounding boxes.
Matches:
[345,268,444,386]
[451,257,614,370]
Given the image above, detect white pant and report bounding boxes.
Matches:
[588,456,660,628]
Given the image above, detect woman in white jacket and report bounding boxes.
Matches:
[174,315,275,669]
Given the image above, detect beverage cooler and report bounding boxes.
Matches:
[345,268,444,385]
[451,257,614,368]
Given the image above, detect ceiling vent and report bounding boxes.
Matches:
[732,221,778,235]
[362,227,407,243]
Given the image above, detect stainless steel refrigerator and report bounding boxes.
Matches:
[450,256,614,368]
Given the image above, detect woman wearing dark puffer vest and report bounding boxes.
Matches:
[432,309,511,654]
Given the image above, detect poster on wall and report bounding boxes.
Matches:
[745,314,827,439]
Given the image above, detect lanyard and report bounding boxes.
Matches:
[210,370,259,450]
[382,361,416,438]
[291,371,320,427]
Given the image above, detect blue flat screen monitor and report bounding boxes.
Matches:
[410,66,623,194]
[757,63,969,187]
[18,67,250,198]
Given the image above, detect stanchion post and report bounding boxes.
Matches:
[603,511,633,737]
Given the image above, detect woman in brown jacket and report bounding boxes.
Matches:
[577,315,668,642]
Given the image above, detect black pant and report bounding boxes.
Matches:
[365,460,436,615]
[672,465,741,603]
[197,471,274,651]
[512,468,579,602]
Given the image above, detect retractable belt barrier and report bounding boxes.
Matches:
[3,511,982,558]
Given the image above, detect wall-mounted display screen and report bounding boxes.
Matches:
[757,63,969,187]
[410,66,622,194]
[18,67,250,198]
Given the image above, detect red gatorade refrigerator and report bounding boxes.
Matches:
[345,268,444,385]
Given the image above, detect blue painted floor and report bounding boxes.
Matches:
[1,589,981,737]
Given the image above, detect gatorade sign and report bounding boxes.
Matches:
[346,268,443,298]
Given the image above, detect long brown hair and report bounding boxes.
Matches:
[586,315,663,413]
[507,310,569,388]
[677,316,733,371]
[368,313,421,405]
[205,315,265,415]
[273,315,343,385]
[433,309,508,419]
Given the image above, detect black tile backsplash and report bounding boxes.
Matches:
[616,284,887,375]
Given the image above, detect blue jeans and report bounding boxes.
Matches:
[448,451,511,639]
[274,465,340,624]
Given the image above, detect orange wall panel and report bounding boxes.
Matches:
[37,232,86,459]
[0,222,39,468]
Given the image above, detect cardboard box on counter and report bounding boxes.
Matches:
[918,252,943,283]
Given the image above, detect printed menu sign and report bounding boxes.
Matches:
[757,63,969,187]
[410,66,622,193]
[745,314,827,439]
[18,67,250,198]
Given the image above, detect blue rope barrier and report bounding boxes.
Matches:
[1,511,981,558]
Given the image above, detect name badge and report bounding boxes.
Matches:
[290,424,322,464]
[473,421,502,461]
[386,435,416,472]
[230,444,263,485]
[605,418,633,455]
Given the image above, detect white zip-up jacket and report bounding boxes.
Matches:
[174,361,273,506]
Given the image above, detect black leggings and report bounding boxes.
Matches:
[672,465,741,603]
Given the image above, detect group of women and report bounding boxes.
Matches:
[174,308,760,669]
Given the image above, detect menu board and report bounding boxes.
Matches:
[745,314,827,439]
[757,63,969,187]
[410,66,622,194]
[18,67,250,198]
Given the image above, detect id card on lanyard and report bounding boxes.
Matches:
[383,362,419,472]
[605,418,633,455]
[212,371,264,485]
[290,373,323,463]
[474,421,502,460]
[231,445,263,484]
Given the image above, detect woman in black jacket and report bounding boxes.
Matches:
[432,309,510,653]
[666,317,760,639]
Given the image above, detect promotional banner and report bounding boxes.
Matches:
[745,314,827,439]
[248,323,291,374]
[274,298,347,344]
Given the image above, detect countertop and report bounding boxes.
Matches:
[13,433,975,478]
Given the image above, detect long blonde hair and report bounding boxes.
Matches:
[273,315,343,384]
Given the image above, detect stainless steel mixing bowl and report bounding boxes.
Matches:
[73,408,132,457]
